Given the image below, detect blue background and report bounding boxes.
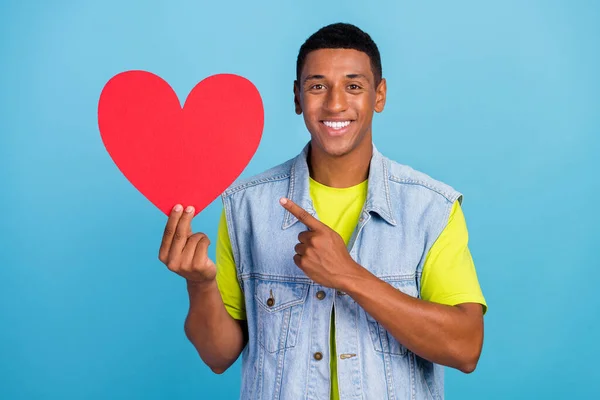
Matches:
[1,1,599,399]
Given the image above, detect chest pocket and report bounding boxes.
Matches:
[365,278,418,357]
[254,280,309,353]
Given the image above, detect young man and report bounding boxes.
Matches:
[159,23,487,400]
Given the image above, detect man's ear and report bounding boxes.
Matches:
[374,78,387,113]
[294,81,302,115]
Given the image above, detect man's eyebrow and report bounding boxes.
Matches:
[346,74,369,80]
[303,75,325,82]
[303,73,370,83]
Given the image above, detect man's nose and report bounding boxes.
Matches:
[324,86,348,113]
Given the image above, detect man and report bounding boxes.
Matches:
[159,23,487,400]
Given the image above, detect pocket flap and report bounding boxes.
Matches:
[254,280,309,312]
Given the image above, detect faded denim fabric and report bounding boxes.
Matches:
[221,143,461,400]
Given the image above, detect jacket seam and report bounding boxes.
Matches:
[223,173,291,197]
[222,195,244,291]
[388,175,458,203]
[239,273,314,283]
[414,198,454,280]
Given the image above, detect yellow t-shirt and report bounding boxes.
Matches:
[215,177,487,400]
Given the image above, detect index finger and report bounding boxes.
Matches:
[279,197,324,231]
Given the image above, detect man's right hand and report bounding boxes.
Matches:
[158,204,216,284]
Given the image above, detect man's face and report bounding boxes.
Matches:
[294,48,386,158]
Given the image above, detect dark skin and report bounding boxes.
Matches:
[158,204,246,374]
[161,48,483,374]
[290,49,484,372]
[294,49,385,188]
[279,198,483,373]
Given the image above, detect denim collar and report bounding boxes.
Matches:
[282,142,397,229]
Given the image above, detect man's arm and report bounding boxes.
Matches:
[158,204,246,374]
[340,271,483,373]
[279,197,485,373]
[184,280,247,374]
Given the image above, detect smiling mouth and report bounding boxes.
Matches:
[321,120,352,130]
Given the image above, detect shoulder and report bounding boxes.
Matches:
[384,156,462,204]
[222,157,294,198]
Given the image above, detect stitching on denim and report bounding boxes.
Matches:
[240,273,314,283]
[443,200,453,232]
[255,288,309,313]
[384,352,396,400]
[223,172,291,197]
[272,309,290,394]
[374,274,417,282]
[283,158,298,228]
[423,365,438,400]
[372,332,407,357]
[365,206,396,226]
[388,175,457,202]
[388,350,398,400]
[257,338,265,398]
[304,306,313,400]
[353,302,365,399]
[410,352,416,400]
[382,159,397,224]
[221,195,244,290]
[414,197,455,281]
[415,271,423,299]
[419,200,454,279]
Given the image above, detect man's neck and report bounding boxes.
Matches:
[308,141,372,188]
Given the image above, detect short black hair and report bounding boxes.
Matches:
[296,23,382,85]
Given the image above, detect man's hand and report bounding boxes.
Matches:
[281,199,484,372]
[279,197,361,288]
[158,204,216,284]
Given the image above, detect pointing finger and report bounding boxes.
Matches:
[279,197,324,231]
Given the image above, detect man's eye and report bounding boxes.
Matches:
[348,84,361,90]
[311,84,325,90]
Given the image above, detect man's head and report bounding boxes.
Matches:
[294,23,387,159]
[296,23,383,87]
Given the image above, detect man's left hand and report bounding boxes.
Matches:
[279,197,362,288]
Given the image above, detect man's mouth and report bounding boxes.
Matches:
[322,120,352,130]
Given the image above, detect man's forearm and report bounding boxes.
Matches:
[184,280,246,374]
[339,264,484,373]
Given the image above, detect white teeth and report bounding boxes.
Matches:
[323,121,351,130]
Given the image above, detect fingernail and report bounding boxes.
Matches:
[174,204,183,212]
[185,206,194,213]
[280,198,288,205]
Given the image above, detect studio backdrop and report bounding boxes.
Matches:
[1,1,599,399]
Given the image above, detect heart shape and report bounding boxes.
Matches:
[98,70,264,216]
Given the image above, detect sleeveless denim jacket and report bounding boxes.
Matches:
[221,142,462,400]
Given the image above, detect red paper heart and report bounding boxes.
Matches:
[98,70,263,216]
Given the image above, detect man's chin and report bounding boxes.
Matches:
[309,132,363,158]
[319,142,355,158]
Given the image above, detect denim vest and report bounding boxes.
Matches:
[221,142,461,400]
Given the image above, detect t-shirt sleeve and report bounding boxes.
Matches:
[215,208,247,320]
[420,200,487,314]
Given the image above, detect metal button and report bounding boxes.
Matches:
[316,290,326,300]
[336,290,346,296]
[266,289,275,307]
[313,352,323,361]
